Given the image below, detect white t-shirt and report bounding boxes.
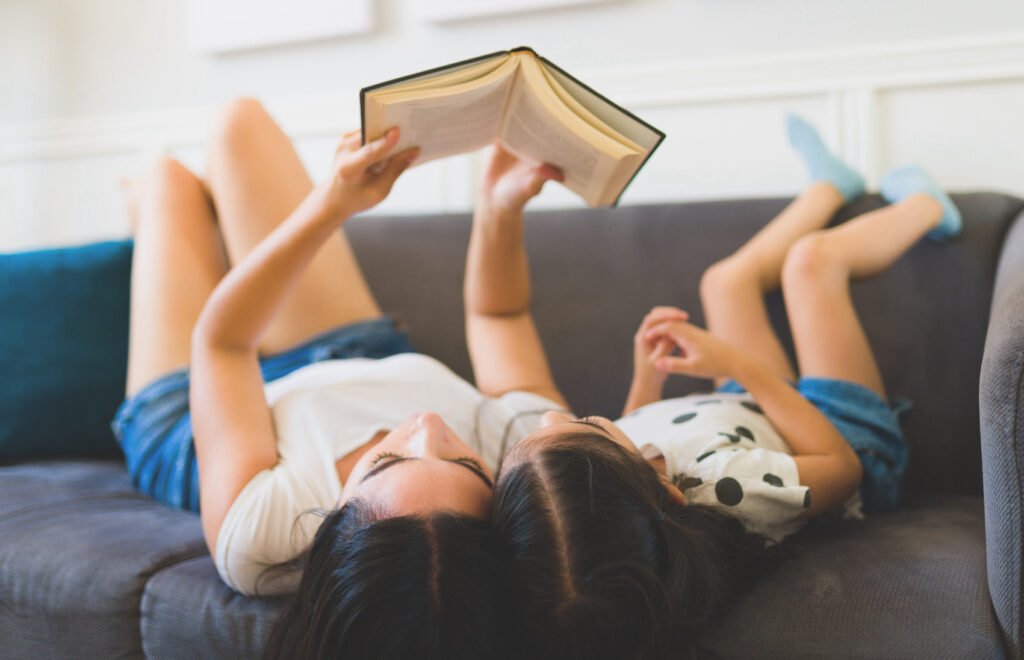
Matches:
[616,392,816,543]
[214,353,563,596]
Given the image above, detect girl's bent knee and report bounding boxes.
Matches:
[700,258,752,301]
[782,232,845,289]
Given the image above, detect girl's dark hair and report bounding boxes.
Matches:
[264,499,512,660]
[492,433,782,660]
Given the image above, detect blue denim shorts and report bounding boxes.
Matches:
[718,378,911,512]
[111,316,415,513]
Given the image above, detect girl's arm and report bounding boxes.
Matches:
[646,320,862,517]
[623,306,690,416]
[191,129,416,554]
[463,144,568,407]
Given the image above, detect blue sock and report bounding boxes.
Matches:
[786,114,865,202]
[879,165,962,242]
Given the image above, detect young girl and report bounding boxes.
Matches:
[491,115,962,657]
[111,98,567,659]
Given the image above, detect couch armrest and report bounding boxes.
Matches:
[981,207,1024,660]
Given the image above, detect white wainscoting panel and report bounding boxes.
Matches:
[2,33,1024,251]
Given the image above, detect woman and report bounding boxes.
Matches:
[490,116,960,658]
[111,98,568,659]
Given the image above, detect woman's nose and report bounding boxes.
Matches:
[412,413,451,454]
[540,411,574,428]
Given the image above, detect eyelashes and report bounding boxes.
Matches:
[452,455,488,473]
[371,450,403,465]
[370,451,487,474]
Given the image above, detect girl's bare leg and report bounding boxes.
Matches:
[205,97,381,355]
[700,182,844,386]
[125,157,228,396]
[782,193,944,398]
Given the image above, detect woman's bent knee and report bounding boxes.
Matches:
[209,97,270,149]
[138,157,201,197]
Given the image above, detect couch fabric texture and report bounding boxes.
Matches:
[2,193,1023,659]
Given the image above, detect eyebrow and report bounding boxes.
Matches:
[360,457,494,489]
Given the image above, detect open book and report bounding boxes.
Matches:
[361,47,664,207]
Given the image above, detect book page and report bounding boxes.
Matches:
[539,66,642,153]
[499,62,625,206]
[375,54,510,95]
[543,65,662,151]
[366,72,517,164]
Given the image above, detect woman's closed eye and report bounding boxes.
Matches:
[362,452,493,488]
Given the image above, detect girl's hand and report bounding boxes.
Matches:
[324,128,419,217]
[632,306,690,389]
[479,142,563,217]
[644,320,744,381]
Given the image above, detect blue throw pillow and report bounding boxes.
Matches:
[0,240,132,461]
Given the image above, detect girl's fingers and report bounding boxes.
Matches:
[641,308,688,332]
[340,127,400,176]
[656,356,692,373]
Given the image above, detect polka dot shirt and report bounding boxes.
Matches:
[616,392,811,542]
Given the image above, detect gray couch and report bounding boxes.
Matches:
[3,193,1023,659]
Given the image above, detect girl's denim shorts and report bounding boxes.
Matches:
[718,377,911,512]
[110,316,415,513]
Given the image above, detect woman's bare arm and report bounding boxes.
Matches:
[191,129,416,554]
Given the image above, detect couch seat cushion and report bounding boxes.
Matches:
[141,556,286,659]
[704,494,1002,658]
[0,460,208,659]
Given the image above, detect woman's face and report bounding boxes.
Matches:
[339,413,495,519]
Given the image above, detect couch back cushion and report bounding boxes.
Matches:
[0,240,132,461]
[347,193,1024,496]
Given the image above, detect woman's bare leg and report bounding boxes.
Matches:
[700,182,844,386]
[781,193,944,398]
[205,97,381,355]
[125,157,228,396]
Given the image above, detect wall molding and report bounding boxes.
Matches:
[3,30,1024,165]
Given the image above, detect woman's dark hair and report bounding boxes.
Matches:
[264,499,512,660]
[492,432,782,660]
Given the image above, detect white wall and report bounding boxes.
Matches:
[2,0,1024,250]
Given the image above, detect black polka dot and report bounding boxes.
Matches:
[696,451,716,462]
[672,412,698,424]
[718,432,741,443]
[678,477,703,490]
[735,426,754,441]
[696,399,722,406]
[763,473,784,487]
[803,490,812,509]
[741,401,764,414]
[715,478,744,506]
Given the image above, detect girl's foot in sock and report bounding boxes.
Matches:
[879,165,962,241]
[786,114,865,203]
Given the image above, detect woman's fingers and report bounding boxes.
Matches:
[340,127,400,176]
[372,148,419,197]
[335,129,363,156]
